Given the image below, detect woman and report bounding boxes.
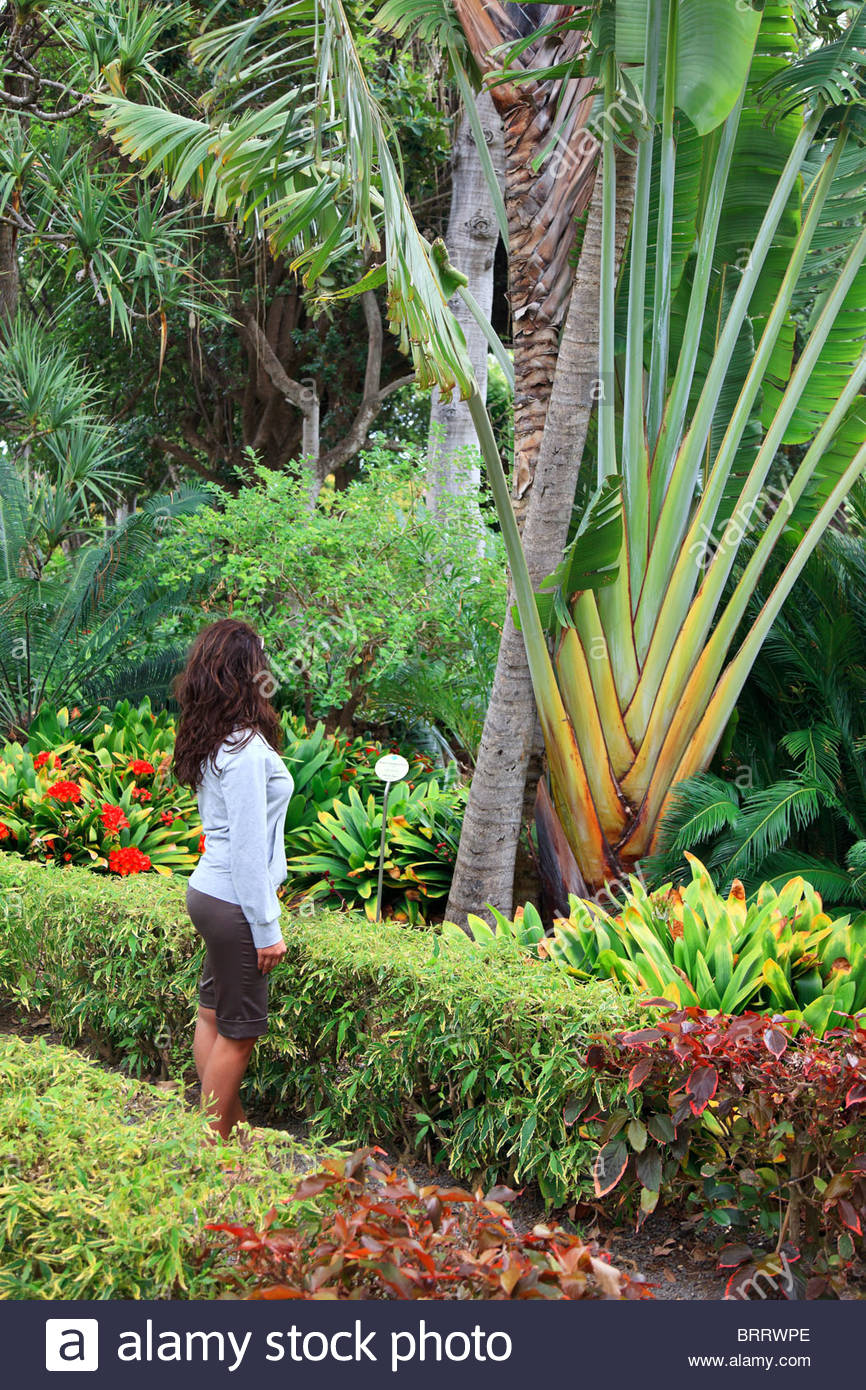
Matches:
[173,618,294,1139]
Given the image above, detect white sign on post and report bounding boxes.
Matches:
[374,754,409,922]
[374,753,409,784]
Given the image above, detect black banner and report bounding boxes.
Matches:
[3,1297,859,1388]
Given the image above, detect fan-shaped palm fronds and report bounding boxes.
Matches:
[651,518,866,904]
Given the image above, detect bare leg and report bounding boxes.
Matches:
[200,1034,257,1140]
[193,1005,219,1084]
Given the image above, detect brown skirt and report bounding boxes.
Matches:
[186,885,269,1038]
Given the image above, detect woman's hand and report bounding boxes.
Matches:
[257,939,287,975]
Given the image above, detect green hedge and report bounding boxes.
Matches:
[0,1032,315,1299]
[0,856,639,1202]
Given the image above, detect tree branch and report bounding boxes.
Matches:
[316,289,387,475]
[378,372,415,402]
[149,435,225,488]
[239,310,309,411]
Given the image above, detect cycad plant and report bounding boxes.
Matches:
[98,0,866,895]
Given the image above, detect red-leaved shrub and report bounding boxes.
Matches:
[206,1147,652,1300]
[572,1008,866,1296]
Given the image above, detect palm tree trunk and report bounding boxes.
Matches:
[446,152,636,925]
[427,90,504,523]
[0,220,19,321]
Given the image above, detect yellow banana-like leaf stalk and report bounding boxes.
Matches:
[489,0,866,891]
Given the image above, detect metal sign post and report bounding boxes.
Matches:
[374,753,409,923]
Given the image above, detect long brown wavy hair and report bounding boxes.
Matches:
[172,619,283,789]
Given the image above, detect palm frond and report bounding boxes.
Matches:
[846,838,866,898]
[646,772,741,882]
[754,849,866,904]
[761,5,866,120]
[718,778,829,877]
[98,0,477,399]
[780,723,843,786]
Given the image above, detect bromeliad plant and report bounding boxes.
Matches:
[286,779,464,922]
[449,853,866,1035]
[547,854,866,1034]
[281,715,443,841]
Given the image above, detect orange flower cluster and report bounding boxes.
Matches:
[107,846,152,876]
[127,760,155,777]
[46,780,82,804]
[100,803,130,834]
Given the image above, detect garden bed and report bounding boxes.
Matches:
[0,855,639,1203]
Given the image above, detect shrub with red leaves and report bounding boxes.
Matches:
[571,1008,866,1296]
[205,1148,652,1301]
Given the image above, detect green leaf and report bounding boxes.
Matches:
[674,0,762,137]
[525,475,624,632]
[628,1117,648,1152]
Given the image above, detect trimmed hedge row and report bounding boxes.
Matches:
[0,1032,314,1299]
[0,856,639,1202]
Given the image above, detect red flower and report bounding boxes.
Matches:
[100,803,130,834]
[127,760,155,777]
[46,780,82,805]
[160,810,175,827]
[0,822,10,840]
[63,852,72,862]
[34,750,61,771]
[130,787,152,803]
[108,846,152,876]
[198,832,206,854]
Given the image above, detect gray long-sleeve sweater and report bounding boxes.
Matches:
[187,730,294,948]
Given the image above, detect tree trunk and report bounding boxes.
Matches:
[446,152,636,925]
[0,220,19,321]
[426,90,504,524]
[452,1,599,519]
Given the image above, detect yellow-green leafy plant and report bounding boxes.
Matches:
[455,855,866,1035]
